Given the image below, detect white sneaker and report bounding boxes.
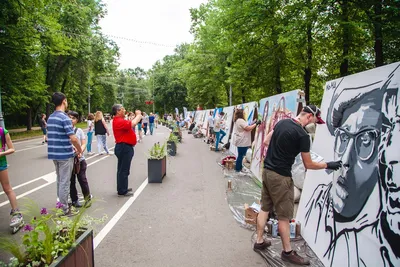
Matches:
[107,151,114,155]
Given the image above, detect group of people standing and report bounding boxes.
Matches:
[135,112,157,143]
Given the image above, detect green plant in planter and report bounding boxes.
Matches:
[147,142,167,160]
[168,133,179,144]
[0,200,106,267]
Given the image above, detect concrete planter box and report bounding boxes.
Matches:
[49,229,94,267]
[167,141,177,156]
[148,157,167,183]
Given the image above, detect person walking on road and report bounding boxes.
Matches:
[40,114,48,144]
[233,109,259,174]
[68,111,92,208]
[0,126,24,232]
[254,105,342,265]
[111,104,142,197]
[94,111,112,155]
[142,112,149,135]
[149,112,155,135]
[86,113,94,155]
[47,92,83,216]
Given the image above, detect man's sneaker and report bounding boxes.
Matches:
[281,250,310,265]
[107,151,114,155]
[253,240,272,251]
[72,200,83,208]
[84,195,93,208]
[118,191,134,197]
[63,207,80,217]
[236,171,249,176]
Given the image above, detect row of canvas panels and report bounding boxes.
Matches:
[188,89,304,183]
[184,61,400,267]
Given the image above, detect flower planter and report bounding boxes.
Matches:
[148,157,167,183]
[173,131,182,143]
[167,141,177,156]
[49,229,94,267]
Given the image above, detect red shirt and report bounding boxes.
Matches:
[112,116,137,146]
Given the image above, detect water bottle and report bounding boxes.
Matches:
[290,219,296,239]
[272,220,278,238]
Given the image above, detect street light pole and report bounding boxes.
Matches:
[0,86,4,128]
[88,81,91,115]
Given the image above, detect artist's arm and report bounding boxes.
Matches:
[0,133,15,156]
[301,152,328,170]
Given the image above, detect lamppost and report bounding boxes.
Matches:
[0,86,5,128]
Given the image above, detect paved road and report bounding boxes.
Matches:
[0,124,261,266]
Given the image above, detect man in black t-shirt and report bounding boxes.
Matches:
[253,105,342,265]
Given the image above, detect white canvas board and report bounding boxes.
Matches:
[297,62,400,267]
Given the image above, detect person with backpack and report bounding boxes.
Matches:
[68,111,92,208]
[0,126,24,232]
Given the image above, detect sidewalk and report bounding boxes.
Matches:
[8,127,41,133]
[95,130,260,267]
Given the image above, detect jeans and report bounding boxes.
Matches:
[143,123,148,135]
[115,143,134,195]
[215,130,226,151]
[96,135,109,154]
[70,160,91,202]
[149,123,154,135]
[235,147,249,172]
[53,158,74,212]
[87,132,93,152]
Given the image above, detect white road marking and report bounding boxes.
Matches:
[15,139,98,153]
[93,178,148,249]
[0,153,101,196]
[0,147,115,206]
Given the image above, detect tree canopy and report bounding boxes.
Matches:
[1,0,399,128]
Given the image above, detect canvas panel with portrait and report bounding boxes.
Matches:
[297,62,400,267]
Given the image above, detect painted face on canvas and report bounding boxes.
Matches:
[331,103,381,220]
[379,92,400,236]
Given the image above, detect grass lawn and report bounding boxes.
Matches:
[10,122,88,141]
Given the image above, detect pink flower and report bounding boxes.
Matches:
[56,202,64,209]
[23,224,34,232]
[40,208,48,215]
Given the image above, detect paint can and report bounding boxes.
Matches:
[272,220,278,238]
[267,219,273,234]
[290,219,296,239]
[296,221,301,237]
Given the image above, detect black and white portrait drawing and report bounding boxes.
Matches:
[297,62,400,267]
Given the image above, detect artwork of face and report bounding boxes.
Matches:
[379,89,400,245]
[330,97,381,220]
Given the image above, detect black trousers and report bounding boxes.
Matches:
[70,160,91,202]
[115,143,134,195]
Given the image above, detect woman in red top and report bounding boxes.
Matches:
[112,104,142,196]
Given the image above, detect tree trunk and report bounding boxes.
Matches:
[340,0,350,77]
[241,87,246,104]
[26,107,32,131]
[304,17,313,105]
[61,76,68,93]
[373,0,383,66]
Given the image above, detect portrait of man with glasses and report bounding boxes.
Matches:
[302,63,400,267]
